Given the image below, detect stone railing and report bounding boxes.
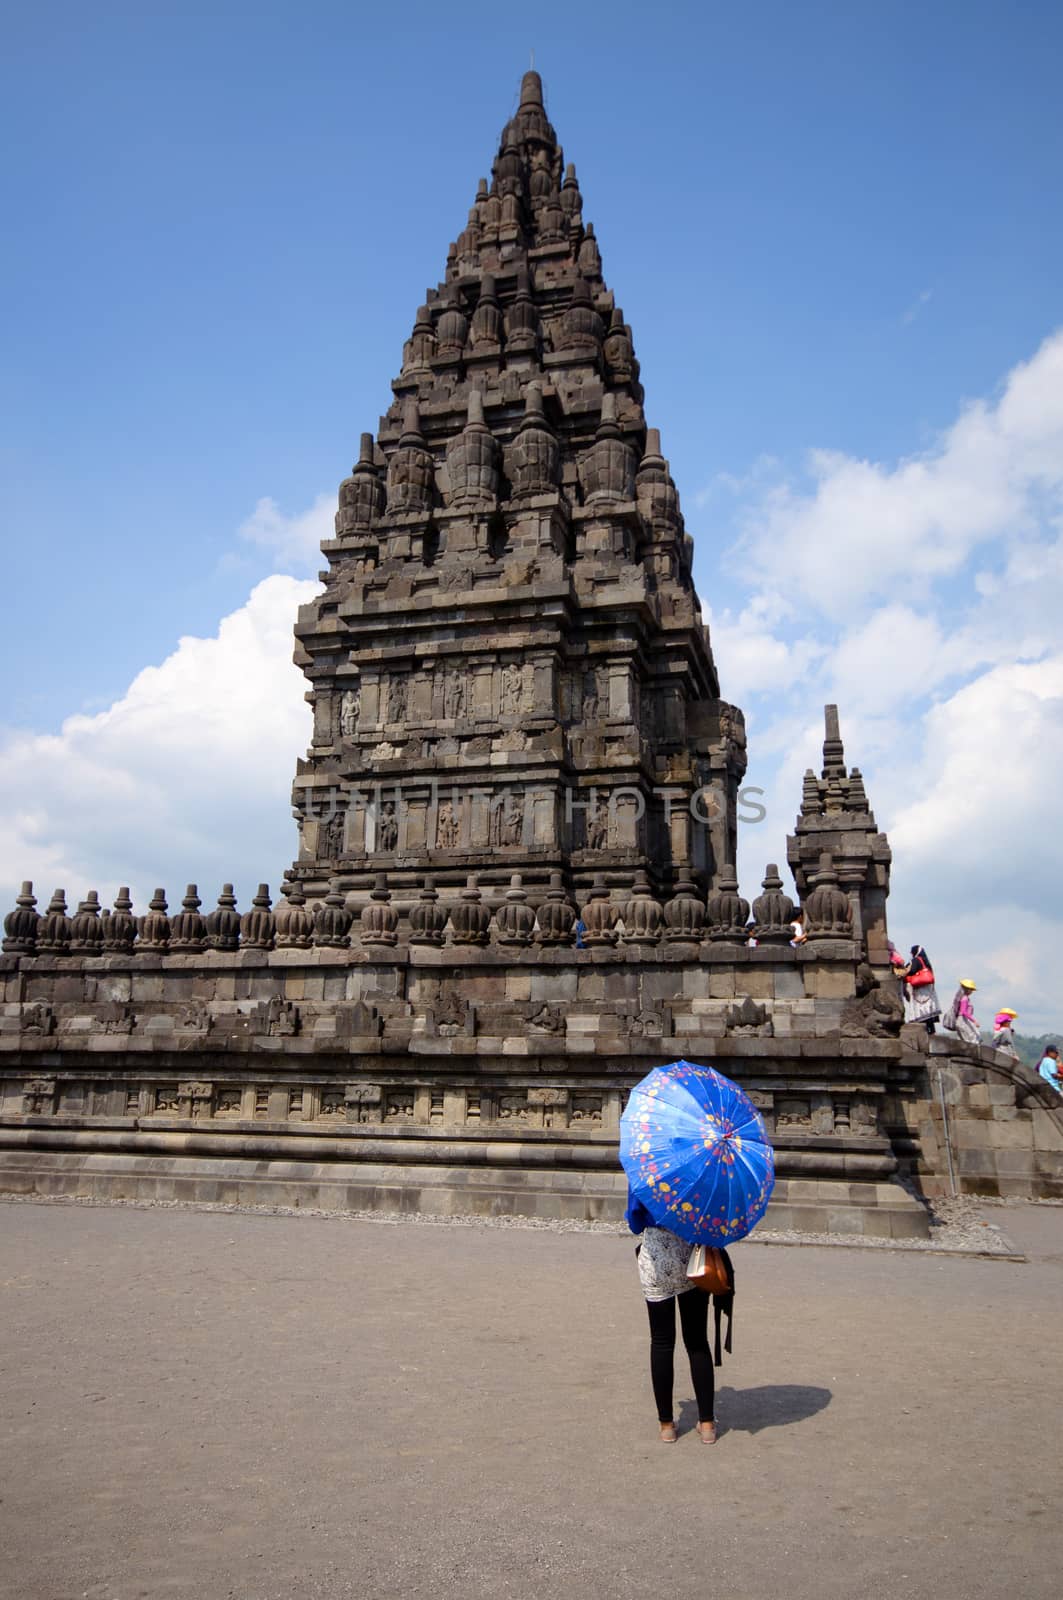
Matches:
[2,855,855,961]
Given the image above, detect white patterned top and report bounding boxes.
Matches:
[637,1225,692,1302]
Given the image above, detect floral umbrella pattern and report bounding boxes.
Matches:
[620,1060,775,1245]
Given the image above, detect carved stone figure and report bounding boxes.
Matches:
[339,687,360,737]
[435,799,459,849]
[445,670,467,720]
[841,962,905,1038]
[500,663,524,716]
[388,676,408,723]
[377,802,398,853]
[323,809,346,861]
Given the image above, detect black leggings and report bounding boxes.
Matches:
[647,1289,715,1424]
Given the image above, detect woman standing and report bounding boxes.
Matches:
[993,1008,1020,1056]
[897,945,941,1035]
[626,1192,718,1444]
[950,979,981,1046]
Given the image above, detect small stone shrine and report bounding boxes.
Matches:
[2,75,1060,1226]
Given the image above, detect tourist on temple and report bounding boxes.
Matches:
[790,908,807,946]
[626,1190,718,1445]
[947,979,981,1046]
[1037,1044,1062,1091]
[992,1008,1020,1056]
[896,945,940,1035]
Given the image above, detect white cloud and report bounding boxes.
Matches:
[734,328,1063,618]
[0,574,318,915]
[714,330,1063,1030]
[238,493,335,573]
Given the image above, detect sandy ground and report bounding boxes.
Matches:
[1,1199,1060,1600]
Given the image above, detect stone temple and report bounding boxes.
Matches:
[2,74,1060,1227]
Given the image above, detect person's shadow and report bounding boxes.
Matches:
[678,1384,831,1435]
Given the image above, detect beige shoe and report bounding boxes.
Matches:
[658,1421,679,1443]
[696,1420,718,1444]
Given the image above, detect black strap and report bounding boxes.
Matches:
[713,1293,734,1366]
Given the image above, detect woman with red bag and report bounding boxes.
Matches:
[896,944,941,1035]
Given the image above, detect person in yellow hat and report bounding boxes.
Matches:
[945,978,980,1046]
[992,1007,1019,1057]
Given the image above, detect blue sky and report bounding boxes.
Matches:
[3,2,1063,1027]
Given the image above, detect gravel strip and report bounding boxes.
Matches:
[0,1188,1023,1255]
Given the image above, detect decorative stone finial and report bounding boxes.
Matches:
[468,275,502,354]
[580,873,618,947]
[138,889,171,953]
[802,853,853,939]
[336,432,386,534]
[360,872,399,947]
[520,69,544,107]
[621,870,662,945]
[37,889,72,956]
[581,393,636,504]
[274,873,313,950]
[636,427,680,526]
[504,268,540,355]
[70,891,104,953]
[508,383,560,498]
[409,875,447,947]
[387,401,434,514]
[495,873,536,946]
[578,222,602,278]
[435,289,469,360]
[103,888,137,953]
[603,308,635,382]
[536,870,576,946]
[206,885,241,952]
[446,388,499,508]
[3,881,40,954]
[751,864,796,944]
[705,867,750,942]
[664,874,705,943]
[240,884,275,951]
[449,874,491,945]
[560,276,604,355]
[312,879,352,948]
[170,884,208,952]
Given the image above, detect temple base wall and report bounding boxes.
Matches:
[6,945,1058,1233]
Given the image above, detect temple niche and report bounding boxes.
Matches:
[290,68,744,907]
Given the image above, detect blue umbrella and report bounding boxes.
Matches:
[620,1060,775,1244]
